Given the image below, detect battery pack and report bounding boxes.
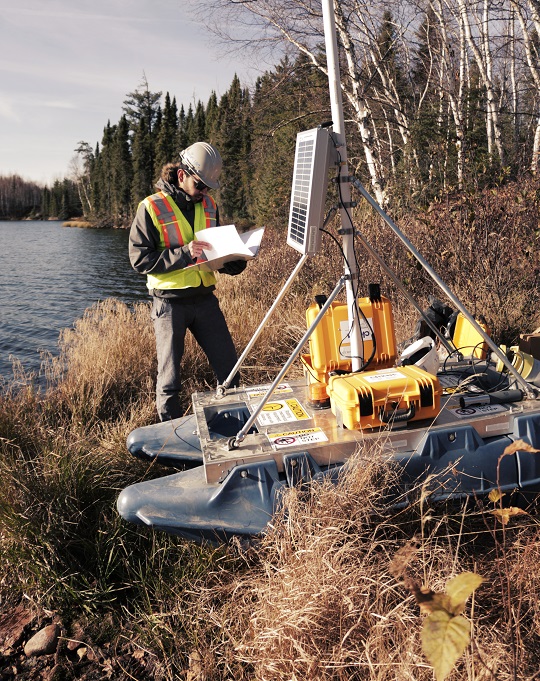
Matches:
[305,296,397,385]
[327,365,442,430]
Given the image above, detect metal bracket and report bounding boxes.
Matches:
[341,201,357,208]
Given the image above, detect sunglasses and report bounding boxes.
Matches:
[186,168,209,191]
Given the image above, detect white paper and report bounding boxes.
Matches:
[191,225,265,272]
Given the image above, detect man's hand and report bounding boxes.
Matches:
[188,240,211,260]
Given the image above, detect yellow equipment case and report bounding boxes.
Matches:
[327,365,442,431]
[452,313,491,359]
[302,295,397,386]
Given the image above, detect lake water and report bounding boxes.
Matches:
[0,221,149,384]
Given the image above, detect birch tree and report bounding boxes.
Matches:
[455,0,507,167]
[509,0,540,173]
[187,0,391,205]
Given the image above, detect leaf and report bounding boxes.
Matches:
[502,439,540,456]
[421,611,470,681]
[491,507,528,525]
[414,590,452,615]
[445,572,484,615]
[488,489,504,503]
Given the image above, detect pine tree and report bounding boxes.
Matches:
[155,93,179,175]
[249,56,329,227]
[205,92,219,140]
[131,117,155,205]
[177,105,189,152]
[122,73,162,136]
[215,75,253,221]
[111,116,133,224]
[92,123,116,221]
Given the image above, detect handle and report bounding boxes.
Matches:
[379,403,416,424]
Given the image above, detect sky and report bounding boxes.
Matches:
[0,0,260,186]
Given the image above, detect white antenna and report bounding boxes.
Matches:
[287,127,333,255]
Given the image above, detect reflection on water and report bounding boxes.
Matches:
[0,221,149,383]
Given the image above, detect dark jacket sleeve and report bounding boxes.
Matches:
[219,259,248,276]
[128,202,195,275]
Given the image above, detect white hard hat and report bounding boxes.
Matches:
[398,336,440,376]
[180,142,222,189]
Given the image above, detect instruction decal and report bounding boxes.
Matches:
[451,404,507,418]
[269,427,328,449]
[363,369,406,383]
[246,383,293,400]
[253,398,310,426]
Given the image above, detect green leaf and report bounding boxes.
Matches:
[421,611,470,681]
[445,572,484,615]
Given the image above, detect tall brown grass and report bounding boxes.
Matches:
[174,454,540,680]
[1,178,540,678]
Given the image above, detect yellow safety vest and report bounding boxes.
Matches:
[143,191,218,290]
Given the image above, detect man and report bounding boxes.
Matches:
[129,142,246,421]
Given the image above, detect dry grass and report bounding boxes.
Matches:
[2,180,540,678]
[62,220,94,228]
[48,298,157,425]
[178,451,540,680]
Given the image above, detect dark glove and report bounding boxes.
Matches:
[219,259,247,276]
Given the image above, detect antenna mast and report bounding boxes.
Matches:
[321,0,363,370]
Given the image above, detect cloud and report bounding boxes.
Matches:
[0,0,258,184]
[38,100,78,110]
[0,98,20,123]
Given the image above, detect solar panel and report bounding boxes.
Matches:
[287,128,332,255]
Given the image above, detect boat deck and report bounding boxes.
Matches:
[195,376,536,484]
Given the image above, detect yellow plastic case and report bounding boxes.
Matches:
[305,296,397,385]
[327,365,442,431]
[452,313,490,359]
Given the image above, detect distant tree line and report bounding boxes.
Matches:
[3,0,540,226]
[0,175,42,220]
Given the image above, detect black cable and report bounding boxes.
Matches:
[324,142,377,372]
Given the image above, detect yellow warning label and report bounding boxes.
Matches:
[253,398,311,427]
[262,402,284,411]
[285,398,309,420]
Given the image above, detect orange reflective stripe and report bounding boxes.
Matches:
[160,193,184,247]
[202,196,217,229]
[146,192,185,249]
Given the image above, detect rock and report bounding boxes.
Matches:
[0,605,35,651]
[24,623,61,657]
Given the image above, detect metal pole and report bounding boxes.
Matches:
[351,177,536,398]
[321,0,363,370]
[229,275,348,448]
[352,228,456,356]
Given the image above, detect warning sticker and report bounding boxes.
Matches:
[451,404,507,418]
[269,427,328,449]
[246,383,293,400]
[253,398,311,427]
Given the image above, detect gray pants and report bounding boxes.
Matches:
[151,293,239,421]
